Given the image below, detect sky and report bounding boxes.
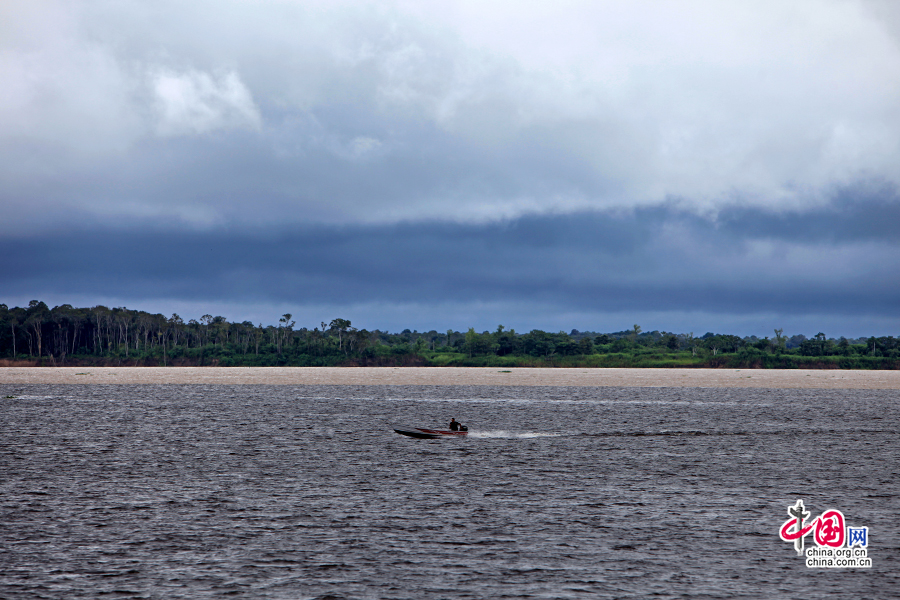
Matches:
[2,0,899,338]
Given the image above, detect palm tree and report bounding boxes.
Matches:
[630,324,642,344]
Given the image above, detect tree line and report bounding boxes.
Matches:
[1,301,898,369]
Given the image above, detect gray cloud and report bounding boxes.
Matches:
[3,1,900,232]
[3,1,899,336]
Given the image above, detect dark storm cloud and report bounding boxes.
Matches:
[714,183,900,244]
[3,200,898,325]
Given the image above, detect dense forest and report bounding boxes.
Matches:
[1,301,898,369]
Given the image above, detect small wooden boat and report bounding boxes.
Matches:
[393,427,468,439]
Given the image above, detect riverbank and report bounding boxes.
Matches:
[2,366,900,388]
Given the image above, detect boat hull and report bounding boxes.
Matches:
[394,427,468,439]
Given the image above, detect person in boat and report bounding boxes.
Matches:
[449,418,468,432]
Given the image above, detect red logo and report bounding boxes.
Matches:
[814,510,845,548]
[778,501,847,553]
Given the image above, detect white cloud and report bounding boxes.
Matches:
[0,2,143,157]
[326,135,386,161]
[152,69,261,136]
[2,0,900,231]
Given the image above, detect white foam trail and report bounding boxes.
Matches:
[468,430,562,439]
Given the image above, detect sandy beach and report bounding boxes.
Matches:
[1,366,899,388]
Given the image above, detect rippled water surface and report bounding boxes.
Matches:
[1,384,898,599]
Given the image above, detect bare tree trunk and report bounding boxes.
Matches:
[30,320,42,357]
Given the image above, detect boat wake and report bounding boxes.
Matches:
[468,430,562,439]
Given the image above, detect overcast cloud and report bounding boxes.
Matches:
[2,1,899,336]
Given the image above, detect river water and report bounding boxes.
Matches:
[1,384,897,599]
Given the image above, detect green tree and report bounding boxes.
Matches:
[495,327,518,356]
[754,337,772,352]
[25,300,49,357]
[630,324,642,343]
[329,318,352,352]
[774,328,786,351]
[661,332,679,350]
[278,314,296,354]
[200,314,213,345]
[523,330,555,357]
[578,337,594,354]
[464,327,492,357]
[685,332,696,357]
[169,314,184,347]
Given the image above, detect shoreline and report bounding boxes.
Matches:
[2,366,900,388]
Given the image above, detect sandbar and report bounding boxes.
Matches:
[1,367,899,388]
